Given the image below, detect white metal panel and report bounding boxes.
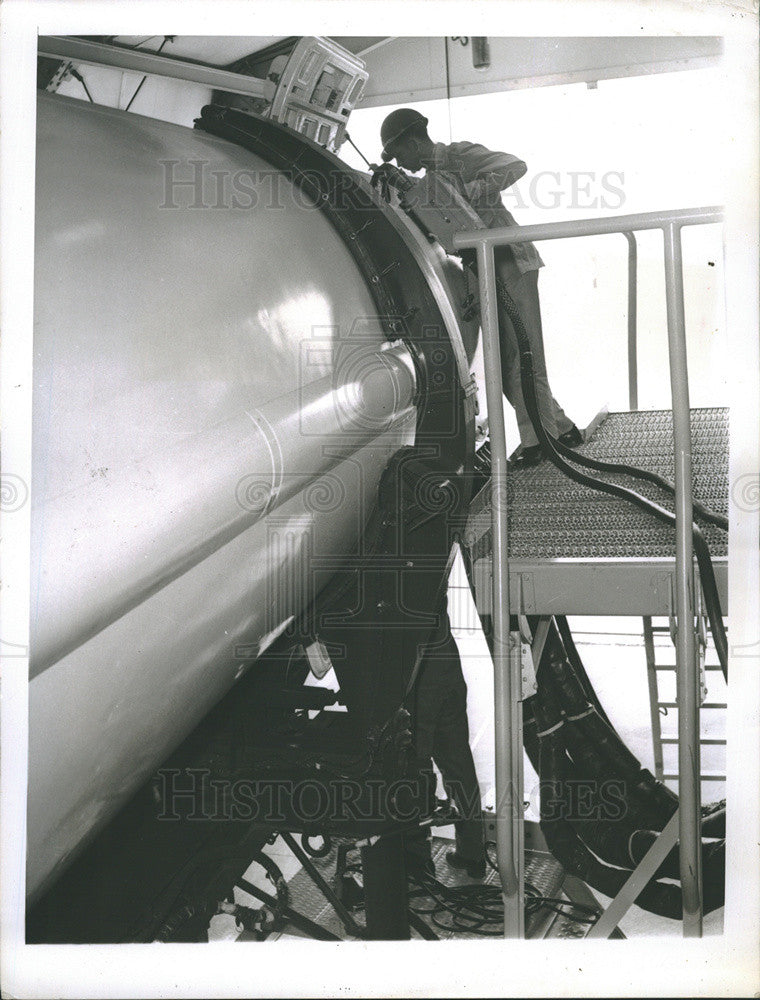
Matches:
[357,36,723,108]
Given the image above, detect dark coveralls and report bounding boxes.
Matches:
[405,600,486,869]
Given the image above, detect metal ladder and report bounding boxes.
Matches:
[643,616,727,788]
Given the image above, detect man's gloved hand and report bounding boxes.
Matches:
[370,162,413,202]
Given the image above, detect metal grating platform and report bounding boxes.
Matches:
[467,408,728,616]
[258,837,579,941]
[507,408,728,559]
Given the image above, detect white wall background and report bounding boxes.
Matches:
[53,62,213,128]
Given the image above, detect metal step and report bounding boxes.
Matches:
[654,663,724,672]
[644,612,728,786]
[663,772,726,781]
[658,701,726,710]
[661,737,725,745]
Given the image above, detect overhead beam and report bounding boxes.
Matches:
[330,36,395,57]
[355,38,397,57]
[38,36,271,99]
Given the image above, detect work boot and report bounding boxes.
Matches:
[512,444,543,468]
[557,424,584,448]
[445,851,486,880]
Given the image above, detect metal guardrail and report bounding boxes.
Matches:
[454,205,724,938]
[624,231,639,410]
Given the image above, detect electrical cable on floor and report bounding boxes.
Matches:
[338,842,599,935]
[403,854,599,936]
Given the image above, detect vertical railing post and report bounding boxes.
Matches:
[624,231,639,410]
[475,242,523,938]
[662,221,703,936]
[454,208,719,940]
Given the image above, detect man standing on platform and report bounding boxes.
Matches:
[378,108,583,467]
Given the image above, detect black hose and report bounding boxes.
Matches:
[537,729,686,919]
[534,693,725,917]
[629,828,726,884]
[541,624,679,825]
[551,436,728,531]
[526,624,726,915]
[530,661,672,849]
[540,623,731,844]
[462,260,726,530]
[554,615,615,730]
[701,803,726,839]
[490,272,728,680]
[538,621,726,837]
[527,643,667,843]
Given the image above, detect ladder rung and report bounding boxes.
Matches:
[663,773,726,781]
[649,622,728,629]
[654,664,724,672]
[660,738,726,745]
[658,702,726,709]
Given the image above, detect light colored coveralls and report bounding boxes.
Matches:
[429,141,574,448]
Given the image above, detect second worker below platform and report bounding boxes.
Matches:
[405,598,487,882]
[378,107,583,468]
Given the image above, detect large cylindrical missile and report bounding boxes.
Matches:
[28,93,473,901]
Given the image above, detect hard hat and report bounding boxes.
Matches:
[380,108,428,160]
